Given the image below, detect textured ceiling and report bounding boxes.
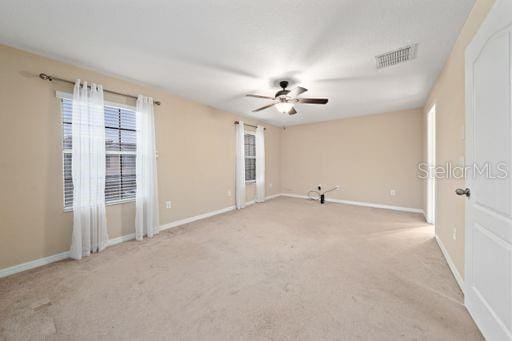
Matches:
[0,0,475,126]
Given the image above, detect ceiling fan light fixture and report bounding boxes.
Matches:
[275,102,293,114]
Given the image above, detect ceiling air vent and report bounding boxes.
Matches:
[375,44,418,69]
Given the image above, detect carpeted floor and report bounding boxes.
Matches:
[0,197,482,340]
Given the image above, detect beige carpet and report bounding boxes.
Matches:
[0,197,481,340]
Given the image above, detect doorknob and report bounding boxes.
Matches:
[455,188,471,198]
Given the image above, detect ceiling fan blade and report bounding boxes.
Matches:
[296,98,329,104]
[252,103,276,112]
[246,94,275,100]
[288,107,298,115]
[287,86,308,97]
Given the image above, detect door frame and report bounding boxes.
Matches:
[426,104,436,225]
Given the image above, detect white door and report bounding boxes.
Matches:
[465,0,512,339]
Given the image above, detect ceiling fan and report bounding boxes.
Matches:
[246,81,328,115]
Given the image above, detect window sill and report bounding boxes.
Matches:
[64,198,135,212]
[245,180,256,184]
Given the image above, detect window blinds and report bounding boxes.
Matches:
[61,98,137,208]
[244,133,256,181]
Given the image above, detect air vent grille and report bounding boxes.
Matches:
[376,44,418,69]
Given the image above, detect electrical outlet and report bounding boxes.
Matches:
[269,183,273,188]
[227,189,232,197]
[452,227,457,240]
[165,201,172,209]
[390,189,396,196]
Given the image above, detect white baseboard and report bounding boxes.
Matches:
[0,251,70,278]
[280,193,423,214]
[0,233,141,278]
[435,235,464,292]
[245,193,281,207]
[265,193,281,200]
[280,193,309,200]
[328,198,424,214]
[157,193,280,232]
[108,233,136,246]
[160,205,236,231]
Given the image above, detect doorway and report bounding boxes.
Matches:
[426,105,436,224]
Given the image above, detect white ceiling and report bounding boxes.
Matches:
[0,0,475,126]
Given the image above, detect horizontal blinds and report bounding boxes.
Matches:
[61,98,137,208]
[244,134,256,181]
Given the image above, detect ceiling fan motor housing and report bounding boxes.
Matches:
[275,89,290,98]
[275,80,290,98]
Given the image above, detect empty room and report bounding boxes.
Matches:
[1,0,511,339]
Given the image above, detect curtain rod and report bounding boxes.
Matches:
[234,121,265,130]
[39,73,161,106]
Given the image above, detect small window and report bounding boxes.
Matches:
[244,133,256,182]
[61,98,137,209]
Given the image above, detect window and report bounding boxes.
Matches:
[244,133,256,182]
[61,97,137,209]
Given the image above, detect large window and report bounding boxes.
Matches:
[244,133,256,182]
[61,98,137,209]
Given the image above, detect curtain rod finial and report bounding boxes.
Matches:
[39,73,53,81]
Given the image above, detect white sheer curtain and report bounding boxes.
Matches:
[255,125,265,202]
[135,95,160,240]
[70,80,108,260]
[235,122,246,209]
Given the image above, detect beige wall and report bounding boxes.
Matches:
[423,0,495,278]
[281,109,424,209]
[0,0,496,273]
[0,45,282,270]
